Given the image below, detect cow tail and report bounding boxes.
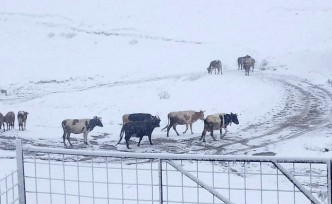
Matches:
[161,116,169,131]
[115,126,125,146]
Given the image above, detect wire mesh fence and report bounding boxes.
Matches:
[1,140,331,204]
[0,170,19,204]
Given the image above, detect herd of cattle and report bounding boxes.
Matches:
[0,57,252,149]
[0,111,28,131]
[208,55,256,76]
[62,111,239,149]
[0,110,239,149]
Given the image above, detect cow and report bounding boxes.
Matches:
[0,89,7,96]
[62,116,103,146]
[238,55,253,70]
[0,113,4,131]
[200,113,239,142]
[243,57,252,76]
[17,111,28,131]
[4,111,15,130]
[207,60,222,74]
[161,110,205,137]
[122,113,159,125]
[237,57,245,70]
[248,58,255,72]
[116,117,161,149]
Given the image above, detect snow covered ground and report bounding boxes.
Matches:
[0,0,332,202]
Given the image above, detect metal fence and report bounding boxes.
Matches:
[0,170,19,204]
[1,140,331,204]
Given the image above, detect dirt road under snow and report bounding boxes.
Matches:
[1,72,332,157]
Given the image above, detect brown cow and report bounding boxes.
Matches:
[17,111,28,131]
[0,113,4,131]
[4,111,15,130]
[161,110,205,137]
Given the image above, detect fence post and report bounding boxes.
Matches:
[158,159,163,204]
[329,159,332,204]
[16,139,26,204]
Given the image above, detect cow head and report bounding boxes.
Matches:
[197,110,205,120]
[93,116,104,127]
[220,113,239,127]
[152,115,161,127]
[230,113,239,125]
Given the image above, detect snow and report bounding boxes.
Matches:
[0,0,332,203]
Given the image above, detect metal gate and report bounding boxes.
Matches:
[1,140,331,204]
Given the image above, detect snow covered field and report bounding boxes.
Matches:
[0,0,332,203]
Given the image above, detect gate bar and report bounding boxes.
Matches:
[272,162,321,204]
[166,160,236,204]
[23,145,329,164]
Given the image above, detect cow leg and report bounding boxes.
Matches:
[167,121,175,137]
[220,128,228,139]
[83,132,88,145]
[166,125,172,137]
[63,131,67,146]
[200,129,207,142]
[210,134,217,141]
[137,136,143,146]
[173,125,180,136]
[148,134,153,145]
[66,133,73,146]
[190,123,194,134]
[126,140,131,149]
[183,124,188,134]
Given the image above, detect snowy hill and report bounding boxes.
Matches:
[0,0,332,174]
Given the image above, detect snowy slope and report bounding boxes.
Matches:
[0,0,332,176]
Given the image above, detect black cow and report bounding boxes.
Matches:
[122,113,158,125]
[238,55,252,70]
[116,117,161,149]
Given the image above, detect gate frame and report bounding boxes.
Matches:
[14,139,332,204]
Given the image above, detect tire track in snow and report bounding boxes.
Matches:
[218,77,332,155]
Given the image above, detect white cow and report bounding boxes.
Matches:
[62,116,103,146]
